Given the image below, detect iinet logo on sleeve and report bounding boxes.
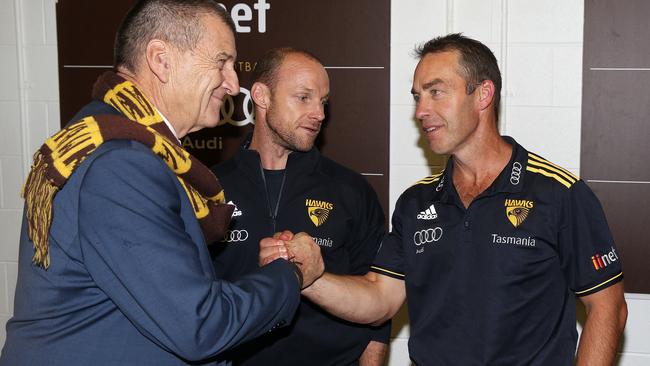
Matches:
[591,247,619,271]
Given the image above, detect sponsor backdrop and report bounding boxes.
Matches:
[582,0,650,294]
[56,0,390,218]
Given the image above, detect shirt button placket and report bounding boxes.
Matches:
[462,210,472,243]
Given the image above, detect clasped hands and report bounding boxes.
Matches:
[259,231,324,289]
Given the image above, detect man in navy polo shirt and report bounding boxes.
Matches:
[263,33,628,365]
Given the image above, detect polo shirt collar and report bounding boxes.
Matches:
[437,136,528,204]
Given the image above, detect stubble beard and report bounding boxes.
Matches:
[266,105,315,152]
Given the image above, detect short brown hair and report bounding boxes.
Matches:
[416,33,502,120]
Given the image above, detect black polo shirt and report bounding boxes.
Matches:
[212,141,389,365]
[371,136,623,366]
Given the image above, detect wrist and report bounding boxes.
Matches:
[289,261,303,289]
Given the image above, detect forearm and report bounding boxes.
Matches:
[575,287,628,366]
[359,340,388,366]
[302,272,404,325]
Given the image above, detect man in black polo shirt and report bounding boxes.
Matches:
[212,48,389,365]
[264,34,628,365]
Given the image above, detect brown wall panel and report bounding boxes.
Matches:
[581,71,650,181]
[589,183,650,293]
[582,0,650,293]
[584,0,650,67]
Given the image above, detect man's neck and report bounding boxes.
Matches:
[451,129,512,208]
[116,68,188,138]
[249,129,291,170]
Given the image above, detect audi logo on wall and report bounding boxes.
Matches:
[222,229,249,243]
[413,227,443,246]
[217,87,255,127]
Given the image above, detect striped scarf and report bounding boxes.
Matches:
[22,71,233,269]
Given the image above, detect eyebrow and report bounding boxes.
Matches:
[411,78,445,95]
[215,51,235,61]
[295,86,329,101]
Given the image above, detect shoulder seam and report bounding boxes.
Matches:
[526,153,578,188]
[413,171,444,186]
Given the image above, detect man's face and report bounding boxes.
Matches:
[265,54,330,152]
[167,15,239,134]
[411,50,480,156]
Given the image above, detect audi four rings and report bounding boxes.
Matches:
[413,227,443,246]
[510,161,522,185]
[223,230,249,242]
[218,87,255,127]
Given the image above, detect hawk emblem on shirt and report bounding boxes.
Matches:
[305,198,334,227]
[505,199,534,227]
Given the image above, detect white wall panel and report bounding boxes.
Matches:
[390,43,418,107]
[24,45,59,101]
[0,0,17,45]
[5,262,17,314]
[21,0,47,45]
[0,46,19,101]
[452,0,502,43]
[506,45,555,106]
[553,45,583,107]
[0,102,22,156]
[26,102,49,156]
[508,0,583,43]
[506,106,581,170]
[0,157,23,210]
[0,210,21,262]
[391,1,447,45]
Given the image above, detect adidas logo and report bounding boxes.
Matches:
[417,204,437,220]
[228,201,243,217]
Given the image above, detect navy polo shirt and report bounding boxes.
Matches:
[371,136,623,366]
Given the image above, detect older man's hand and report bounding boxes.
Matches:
[259,231,294,266]
[284,232,324,289]
[259,231,324,289]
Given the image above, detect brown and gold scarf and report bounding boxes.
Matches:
[22,71,233,269]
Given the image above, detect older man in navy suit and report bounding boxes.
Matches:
[0,1,323,365]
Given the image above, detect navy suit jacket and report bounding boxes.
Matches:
[1,103,300,365]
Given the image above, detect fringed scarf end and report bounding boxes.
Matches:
[22,150,57,269]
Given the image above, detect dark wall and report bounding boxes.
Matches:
[582,0,650,294]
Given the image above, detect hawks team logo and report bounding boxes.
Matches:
[504,199,534,227]
[306,198,334,227]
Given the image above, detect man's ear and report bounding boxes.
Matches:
[251,82,271,110]
[146,39,172,83]
[476,80,496,112]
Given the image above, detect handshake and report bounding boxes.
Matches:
[259,231,324,289]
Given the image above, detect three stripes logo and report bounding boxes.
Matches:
[306,199,334,227]
[591,247,619,271]
[505,199,534,227]
[526,153,578,189]
[417,204,438,220]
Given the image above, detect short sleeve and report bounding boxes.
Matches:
[558,180,623,297]
[345,178,387,275]
[368,320,392,343]
[370,195,406,280]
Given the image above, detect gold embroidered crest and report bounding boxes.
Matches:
[306,199,334,227]
[504,199,534,227]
